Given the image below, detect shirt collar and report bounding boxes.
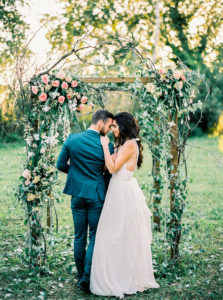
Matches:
[87,128,100,134]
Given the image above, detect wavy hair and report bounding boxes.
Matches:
[113,112,143,168]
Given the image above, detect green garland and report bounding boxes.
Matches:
[16,66,202,268]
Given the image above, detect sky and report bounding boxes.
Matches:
[20,0,63,65]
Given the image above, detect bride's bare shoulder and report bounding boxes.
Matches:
[123,140,137,151]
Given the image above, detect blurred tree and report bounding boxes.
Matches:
[161,0,223,132]
[44,0,223,132]
[0,0,29,68]
[0,0,29,140]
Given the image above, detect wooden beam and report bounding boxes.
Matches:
[80,77,152,84]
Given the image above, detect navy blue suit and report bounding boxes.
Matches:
[57,129,113,283]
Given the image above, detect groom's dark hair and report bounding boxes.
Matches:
[92,110,113,124]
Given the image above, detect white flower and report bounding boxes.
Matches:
[49,177,53,182]
[28,152,35,159]
[42,106,51,112]
[168,121,176,127]
[49,92,60,99]
[40,147,46,154]
[146,83,156,94]
[34,134,39,141]
[25,137,32,146]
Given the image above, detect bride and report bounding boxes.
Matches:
[90,112,159,298]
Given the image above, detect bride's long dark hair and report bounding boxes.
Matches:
[113,112,143,168]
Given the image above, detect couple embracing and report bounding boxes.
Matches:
[57,110,159,298]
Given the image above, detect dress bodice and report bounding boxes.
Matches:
[111,139,139,182]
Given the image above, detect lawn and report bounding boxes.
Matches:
[0,136,222,299]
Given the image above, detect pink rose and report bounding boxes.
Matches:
[77,104,85,111]
[23,169,31,179]
[71,80,78,88]
[41,74,49,84]
[58,96,65,104]
[159,69,165,74]
[39,93,47,102]
[67,92,73,99]
[81,96,87,103]
[89,102,94,107]
[173,72,181,80]
[181,74,186,81]
[189,99,193,104]
[61,81,69,90]
[25,179,31,186]
[65,75,72,83]
[52,80,60,87]
[32,86,38,95]
[56,71,65,80]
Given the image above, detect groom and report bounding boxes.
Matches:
[57,110,114,292]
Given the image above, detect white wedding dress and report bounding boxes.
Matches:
[90,140,159,298]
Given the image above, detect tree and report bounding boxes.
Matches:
[44,0,223,132]
[0,0,29,68]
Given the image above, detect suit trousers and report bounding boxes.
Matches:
[71,191,104,283]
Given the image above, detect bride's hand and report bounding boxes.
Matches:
[100,135,110,147]
[111,153,118,161]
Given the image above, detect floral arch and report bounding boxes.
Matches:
[16,37,205,269]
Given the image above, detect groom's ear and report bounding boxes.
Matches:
[98,120,104,128]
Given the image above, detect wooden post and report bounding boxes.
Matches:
[152,116,161,231]
[169,111,181,259]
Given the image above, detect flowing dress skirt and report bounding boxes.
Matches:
[90,176,159,298]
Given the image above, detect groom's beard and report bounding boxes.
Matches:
[99,126,106,136]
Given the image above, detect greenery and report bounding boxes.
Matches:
[42,0,223,134]
[0,136,222,299]
[0,0,29,67]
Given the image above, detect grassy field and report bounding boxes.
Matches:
[0,136,223,299]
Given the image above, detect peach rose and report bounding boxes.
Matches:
[23,169,31,179]
[77,104,85,111]
[41,74,49,84]
[25,179,31,186]
[32,86,38,95]
[61,81,69,90]
[173,71,181,80]
[58,96,65,104]
[67,92,73,99]
[174,81,183,90]
[56,71,65,80]
[27,193,36,202]
[39,93,47,102]
[81,96,87,103]
[71,80,78,88]
[52,80,60,87]
[159,69,166,74]
[65,75,72,83]
[32,176,40,184]
[181,74,186,81]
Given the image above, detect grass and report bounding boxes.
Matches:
[0,136,223,299]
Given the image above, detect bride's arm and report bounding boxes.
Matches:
[101,136,135,174]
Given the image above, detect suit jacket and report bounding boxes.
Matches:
[56,129,114,200]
